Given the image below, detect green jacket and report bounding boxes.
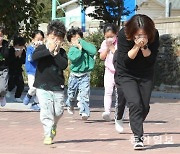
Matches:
[68,39,97,73]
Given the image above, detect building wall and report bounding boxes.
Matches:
[154,17,180,35]
[65,5,97,30]
[65,4,81,28]
[137,0,180,19]
[171,10,180,17]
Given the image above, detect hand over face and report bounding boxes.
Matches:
[46,39,58,52]
[46,34,63,53]
[106,38,114,47]
[71,38,82,50]
[15,47,24,57]
[33,41,43,48]
[134,37,148,48]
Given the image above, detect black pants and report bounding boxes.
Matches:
[8,74,24,98]
[118,76,153,139]
[115,87,126,120]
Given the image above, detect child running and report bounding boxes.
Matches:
[32,20,68,145]
[23,30,44,111]
[66,27,97,120]
[98,23,118,121]
[7,36,26,102]
[98,23,126,133]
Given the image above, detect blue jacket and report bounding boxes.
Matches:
[25,45,37,75]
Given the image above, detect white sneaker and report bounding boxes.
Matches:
[102,112,111,121]
[67,106,74,115]
[0,97,6,107]
[77,102,81,108]
[134,141,144,150]
[6,91,11,98]
[115,119,124,133]
[81,113,88,120]
[14,98,23,103]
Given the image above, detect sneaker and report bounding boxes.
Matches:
[0,97,6,107]
[23,94,31,105]
[14,98,23,103]
[67,106,74,115]
[51,125,56,140]
[77,102,81,108]
[102,112,111,121]
[6,91,11,98]
[134,141,144,150]
[43,136,52,145]
[81,113,89,120]
[115,119,124,133]
[30,103,40,111]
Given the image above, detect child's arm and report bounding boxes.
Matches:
[32,45,51,61]
[26,46,34,62]
[79,39,96,56]
[54,48,68,70]
[98,40,109,60]
[68,47,82,63]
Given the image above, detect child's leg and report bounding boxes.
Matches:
[36,89,55,137]
[104,68,115,113]
[78,74,90,116]
[53,91,64,125]
[25,74,39,107]
[8,75,15,92]
[15,74,24,98]
[27,74,36,96]
[66,74,78,107]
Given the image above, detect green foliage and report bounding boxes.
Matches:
[37,0,69,23]
[154,35,180,86]
[85,31,105,87]
[0,0,44,40]
[81,0,128,26]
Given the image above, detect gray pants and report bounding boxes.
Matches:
[0,69,8,97]
[36,89,64,137]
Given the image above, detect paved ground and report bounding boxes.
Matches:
[0,89,180,154]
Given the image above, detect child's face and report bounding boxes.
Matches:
[47,33,63,46]
[71,34,81,43]
[105,30,117,44]
[33,33,44,46]
[104,30,116,39]
[33,33,44,42]
[14,45,25,52]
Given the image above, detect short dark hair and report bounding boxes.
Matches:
[32,30,44,39]
[0,26,5,34]
[13,36,26,46]
[103,23,117,35]
[47,20,66,39]
[125,14,156,43]
[67,27,83,42]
